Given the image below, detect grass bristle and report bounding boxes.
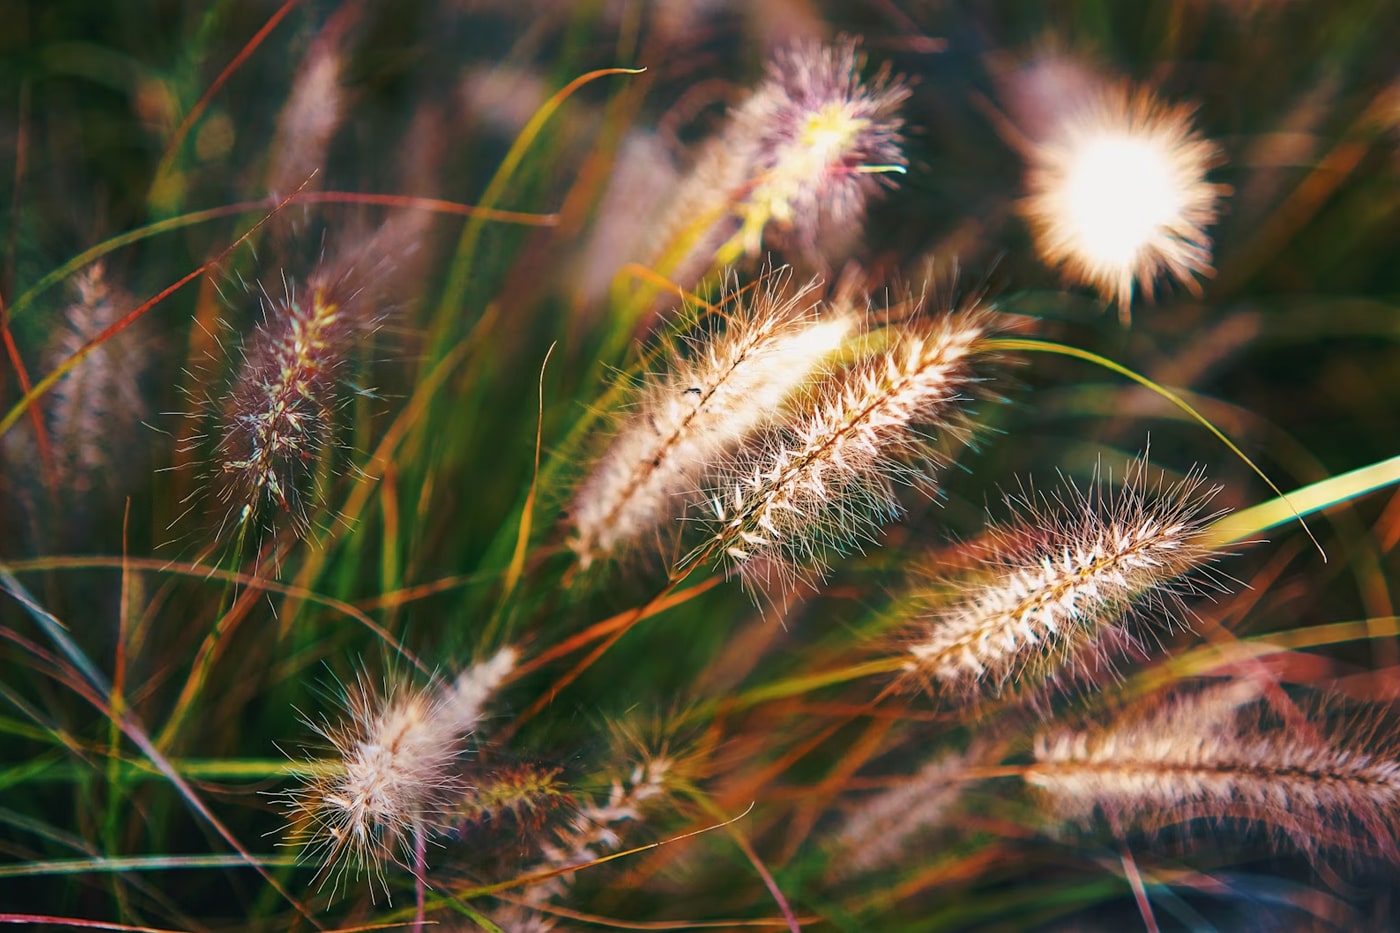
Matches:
[282,649,515,897]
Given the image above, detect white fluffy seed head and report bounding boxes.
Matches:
[1026,685,1400,862]
[266,10,349,200]
[1019,81,1227,319]
[570,271,852,568]
[283,648,516,897]
[902,462,1225,699]
[705,307,990,594]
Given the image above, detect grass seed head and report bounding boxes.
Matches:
[266,5,354,200]
[283,648,515,897]
[213,215,424,536]
[902,460,1226,700]
[831,740,991,878]
[570,269,851,568]
[649,37,909,286]
[706,303,991,594]
[217,284,349,531]
[45,264,146,498]
[721,36,910,264]
[1027,684,1400,863]
[522,755,674,907]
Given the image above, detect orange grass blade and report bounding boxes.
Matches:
[0,292,57,488]
[8,193,553,325]
[149,0,303,205]
[686,793,799,933]
[294,190,558,225]
[6,555,422,671]
[512,578,723,680]
[0,917,196,933]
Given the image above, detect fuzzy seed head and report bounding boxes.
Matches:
[722,37,909,263]
[903,464,1224,698]
[284,648,515,895]
[217,286,352,529]
[1021,83,1226,317]
[207,213,427,538]
[831,742,988,877]
[706,309,988,592]
[267,11,349,199]
[570,272,850,568]
[525,756,673,905]
[1027,686,1400,862]
[45,264,145,496]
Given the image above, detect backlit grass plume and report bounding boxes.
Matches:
[1026,683,1400,863]
[283,648,516,895]
[213,215,421,534]
[705,304,991,592]
[653,37,909,285]
[1018,79,1227,319]
[719,37,910,265]
[265,3,353,201]
[570,270,851,568]
[902,461,1226,698]
[830,741,991,878]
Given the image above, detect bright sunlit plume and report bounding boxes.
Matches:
[1021,83,1227,319]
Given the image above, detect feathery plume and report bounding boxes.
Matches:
[460,63,552,138]
[719,37,910,264]
[705,305,990,592]
[902,462,1225,698]
[44,264,146,498]
[283,648,516,895]
[456,763,570,829]
[1027,684,1400,862]
[1019,80,1227,319]
[574,130,681,307]
[485,755,671,932]
[650,37,908,287]
[570,270,851,568]
[0,264,147,553]
[526,757,671,903]
[214,213,425,533]
[266,4,355,199]
[216,280,367,532]
[830,741,990,877]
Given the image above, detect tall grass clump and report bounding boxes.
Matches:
[2,3,1400,932]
